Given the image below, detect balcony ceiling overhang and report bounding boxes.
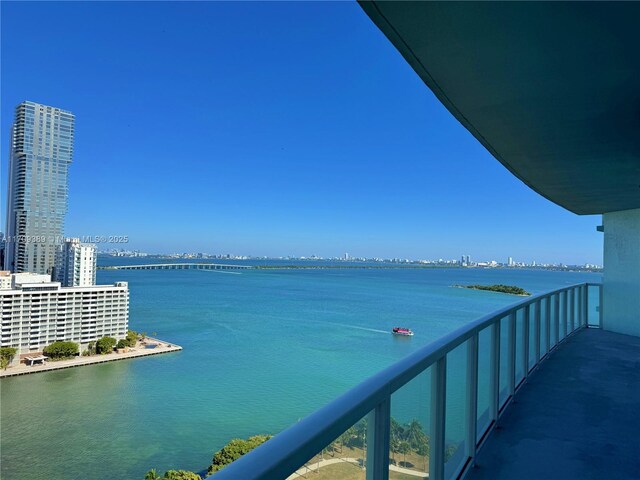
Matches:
[359,1,640,215]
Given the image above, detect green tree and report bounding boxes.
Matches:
[208,435,271,474]
[390,417,405,463]
[95,336,117,354]
[0,347,17,370]
[405,419,427,451]
[163,470,201,480]
[116,339,128,349]
[125,330,138,347]
[398,440,411,467]
[43,341,79,359]
[144,469,160,480]
[416,436,430,471]
[87,341,96,355]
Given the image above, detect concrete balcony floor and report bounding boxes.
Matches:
[469,328,640,480]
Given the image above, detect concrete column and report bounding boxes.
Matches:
[603,208,640,337]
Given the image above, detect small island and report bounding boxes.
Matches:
[457,284,531,296]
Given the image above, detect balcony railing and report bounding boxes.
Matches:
[212,282,602,480]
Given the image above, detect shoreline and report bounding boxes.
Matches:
[0,337,182,378]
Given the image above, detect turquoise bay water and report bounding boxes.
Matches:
[0,262,599,479]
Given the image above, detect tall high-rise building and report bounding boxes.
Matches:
[4,101,75,274]
[54,238,97,287]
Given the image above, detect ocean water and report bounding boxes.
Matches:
[0,261,600,479]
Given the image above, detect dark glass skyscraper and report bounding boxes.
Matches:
[4,101,75,274]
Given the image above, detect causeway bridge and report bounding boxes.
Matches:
[98,263,253,271]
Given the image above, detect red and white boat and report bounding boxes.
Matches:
[392,327,414,336]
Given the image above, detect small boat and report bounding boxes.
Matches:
[392,327,414,336]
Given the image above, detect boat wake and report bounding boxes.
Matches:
[323,322,390,334]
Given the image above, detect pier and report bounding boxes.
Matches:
[98,263,253,271]
[0,338,182,378]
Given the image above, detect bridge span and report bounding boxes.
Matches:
[98,263,253,271]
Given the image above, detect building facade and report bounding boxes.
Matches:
[4,101,75,274]
[0,274,129,361]
[54,238,97,287]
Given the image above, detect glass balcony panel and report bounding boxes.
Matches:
[476,326,492,443]
[299,411,370,480]
[514,308,526,386]
[528,304,536,371]
[588,284,601,327]
[444,341,469,480]
[390,367,431,479]
[540,298,548,357]
[498,316,511,409]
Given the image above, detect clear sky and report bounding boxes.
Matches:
[1,1,602,264]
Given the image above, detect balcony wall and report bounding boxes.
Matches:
[603,208,640,337]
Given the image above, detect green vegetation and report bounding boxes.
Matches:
[43,341,79,360]
[144,470,200,480]
[207,435,272,474]
[0,347,17,370]
[95,336,117,354]
[461,284,531,296]
[116,339,128,349]
[125,330,138,347]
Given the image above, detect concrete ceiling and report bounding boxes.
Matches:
[359,2,640,215]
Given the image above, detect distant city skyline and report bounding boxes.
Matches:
[99,248,601,268]
[1,2,602,265]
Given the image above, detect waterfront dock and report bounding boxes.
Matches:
[0,338,182,378]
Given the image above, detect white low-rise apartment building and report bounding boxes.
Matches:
[0,272,129,363]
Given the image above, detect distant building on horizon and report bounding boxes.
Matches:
[54,238,97,287]
[4,101,75,274]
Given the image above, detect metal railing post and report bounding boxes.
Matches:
[508,313,516,396]
[582,285,588,327]
[554,293,559,347]
[545,296,551,356]
[523,306,530,376]
[466,334,478,462]
[562,290,568,339]
[570,288,575,333]
[489,322,500,421]
[430,356,447,480]
[534,300,541,365]
[366,399,390,480]
[599,283,604,329]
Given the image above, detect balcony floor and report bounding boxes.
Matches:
[469,328,640,480]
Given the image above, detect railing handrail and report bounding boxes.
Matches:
[211,282,601,479]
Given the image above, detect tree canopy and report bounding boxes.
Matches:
[144,469,201,480]
[43,341,79,359]
[95,336,117,354]
[0,347,17,370]
[208,435,272,474]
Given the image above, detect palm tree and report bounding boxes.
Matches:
[390,418,405,464]
[144,469,160,480]
[398,440,411,467]
[405,419,426,451]
[416,436,430,471]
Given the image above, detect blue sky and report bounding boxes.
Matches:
[1,1,602,264]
